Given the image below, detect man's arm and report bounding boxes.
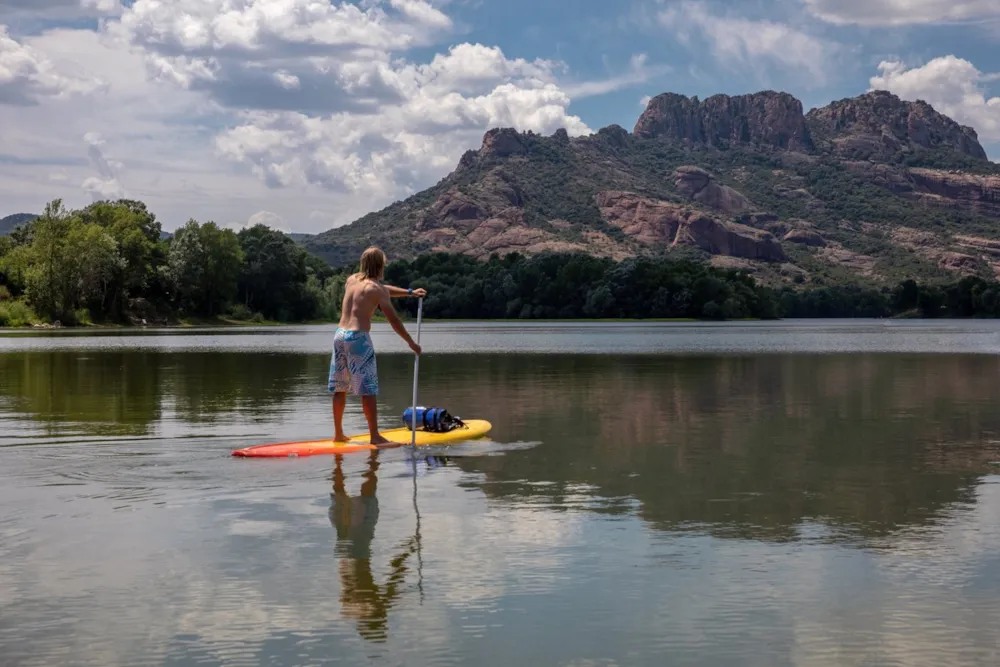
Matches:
[378,287,421,354]
[383,284,427,299]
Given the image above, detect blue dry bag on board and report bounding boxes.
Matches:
[402,407,465,433]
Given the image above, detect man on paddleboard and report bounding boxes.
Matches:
[331,246,425,446]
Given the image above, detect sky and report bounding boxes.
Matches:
[0,0,998,235]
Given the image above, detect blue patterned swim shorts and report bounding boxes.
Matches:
[329,328,379,396]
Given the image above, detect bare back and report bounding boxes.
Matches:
[338,274,387,331]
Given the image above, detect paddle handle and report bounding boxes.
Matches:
[410,297,423,447]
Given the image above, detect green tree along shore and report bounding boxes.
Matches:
[5,198,1000,327]
[0,199,343,327]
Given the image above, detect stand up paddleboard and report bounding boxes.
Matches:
[232,416,492,458]
[232,296,493,459]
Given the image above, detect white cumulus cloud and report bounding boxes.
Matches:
[112,0,449,58]
[870,55,1000,141]
[0,25,106,105]
[214,78,591,198]
[104,1,597,207]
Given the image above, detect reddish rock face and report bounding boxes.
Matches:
[840,161,915,194]
[480,128,526,158]
[415,205,627,260]
[430,191,488,230]
[634,91,813,152]
[806,90,988,160]
[595,191,786,262]
[938,252,982,274]
[675,213,785,261]
[673,166,752,214]
[907,169,1000,218]
[594,191,683,245]
[833,162,1000,219]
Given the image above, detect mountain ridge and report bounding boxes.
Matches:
[303,88,1000,289]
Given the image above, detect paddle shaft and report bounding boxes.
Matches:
[410,297,423,447]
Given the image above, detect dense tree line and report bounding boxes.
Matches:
[384,252,779,320]
[777,277,1000,319]
[7,198,1000,327]
[386,255,1000,321]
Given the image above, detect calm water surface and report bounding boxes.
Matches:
[2,320,1000,666]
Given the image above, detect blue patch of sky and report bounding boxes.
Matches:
[0,154,87,167]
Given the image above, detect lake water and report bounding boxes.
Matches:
[3,320,1000,666]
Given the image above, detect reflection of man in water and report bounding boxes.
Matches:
[329,451,417,643]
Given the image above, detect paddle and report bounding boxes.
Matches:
[409,296,425,603]
[410,296,423,449]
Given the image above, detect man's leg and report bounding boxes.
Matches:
[351,331,388,446]
[330,329,351,442]
[333,391,348,442]
[361,395,389,446]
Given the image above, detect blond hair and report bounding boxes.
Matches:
[357,246,386,281]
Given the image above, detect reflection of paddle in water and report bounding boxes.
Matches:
[329,451,421,643]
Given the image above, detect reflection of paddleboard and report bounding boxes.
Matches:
[231,419,493,458]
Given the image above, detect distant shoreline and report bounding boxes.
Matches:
[0,316,745,330]
[0,316,323,331]
[2,307,990,331]
[6,315,970,332]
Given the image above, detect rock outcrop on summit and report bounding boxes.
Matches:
[634,91,813,152]
[305,86,1000,287]
[805,91,988,161]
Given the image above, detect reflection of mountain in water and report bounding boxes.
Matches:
[382,353,1000,546]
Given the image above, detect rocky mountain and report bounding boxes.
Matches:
[304,90,1000,288]
[806,91,988,161]
[0,213,37,236]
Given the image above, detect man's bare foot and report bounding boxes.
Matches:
[369,433,391,447]
[333,433,350,443]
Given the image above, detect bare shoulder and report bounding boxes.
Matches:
[354,277,386,301]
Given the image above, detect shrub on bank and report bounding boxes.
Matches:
[0,299,38,327]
